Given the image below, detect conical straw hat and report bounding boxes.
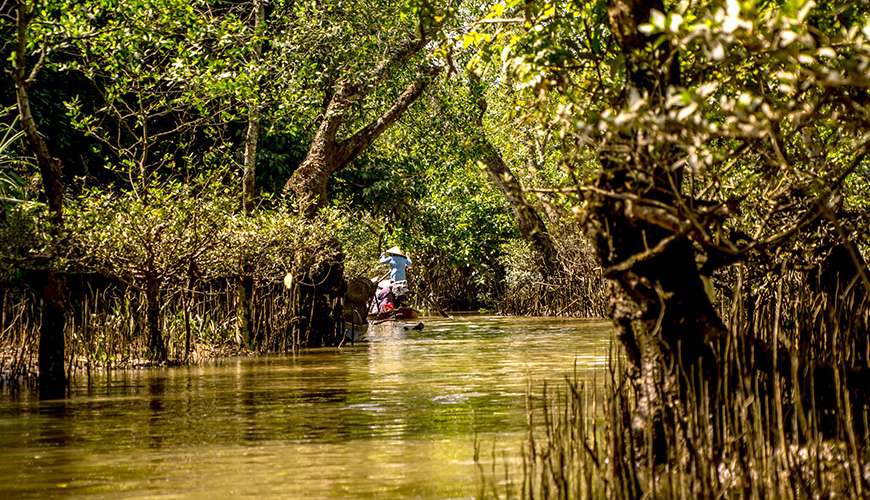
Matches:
[385,246,405,257]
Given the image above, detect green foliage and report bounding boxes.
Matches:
[0,202,48,284]
[0,112,26,204]
[332,208,384,280]
[0,112,49,283]
[397,159,517,307]
[52,180,341,359]
[217,206,341,283]
[328,72,525,307]
[335,148,518,308]
[469,0,870,265]
[467,0,870,495]
[60,0,243,183]
[68,180,233,285]
[67,179,337,287]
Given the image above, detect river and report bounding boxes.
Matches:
[0,316,612,498]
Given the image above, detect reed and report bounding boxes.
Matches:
[480,362,868,498]
[0,276,304,381]
[479,272,869,498]
[500,226,609,318]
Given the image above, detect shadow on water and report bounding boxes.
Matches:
[26,401,77,496]
[36,400,70,446]
[240,365,257,443]
[148,375,166,448]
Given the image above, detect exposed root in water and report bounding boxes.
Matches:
[477,343,869,499]
[499,226,609,318]
[0,280,303,383]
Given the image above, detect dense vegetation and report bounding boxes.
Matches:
[2,0,604,384]
[1,0,868,495]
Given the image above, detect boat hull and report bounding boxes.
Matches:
[367,307,419,322]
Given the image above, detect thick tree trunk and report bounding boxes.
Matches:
[286,134,340,218]
[589,0,726,452]
[14,4,67,398]
[591,0,869,464]
[37,271,66,399]
[283,38,437,347]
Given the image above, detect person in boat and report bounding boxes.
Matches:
[379,246,412,307]
[373,280,395,314]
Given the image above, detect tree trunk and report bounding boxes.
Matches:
[593,0,869,460]
[282,38,437,347]
[286,132,340,218]
[238,0,264,347]
[589,0,726,452]
[145,274,166,362]
[468,76,560,276]
[37,271,66,399]
[241,0,264,213]
[14,90,64,228]
[14,4,67,398]
[242,109,260,212]
[477,137,561,276]
[284,69,439,216]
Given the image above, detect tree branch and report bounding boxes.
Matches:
[336,65,441,167]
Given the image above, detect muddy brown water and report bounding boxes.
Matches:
[0,316,612,498]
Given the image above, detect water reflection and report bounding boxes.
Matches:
[37,400,70,446]
[0,317,612,498]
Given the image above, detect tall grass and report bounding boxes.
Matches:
[479,271,869,498]
[480,361,868,498]
[0,277,303,382]
[500,225,609,318]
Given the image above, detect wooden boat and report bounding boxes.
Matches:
[368,306,419,322]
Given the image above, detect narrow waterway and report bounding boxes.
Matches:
[0,317,612,498]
